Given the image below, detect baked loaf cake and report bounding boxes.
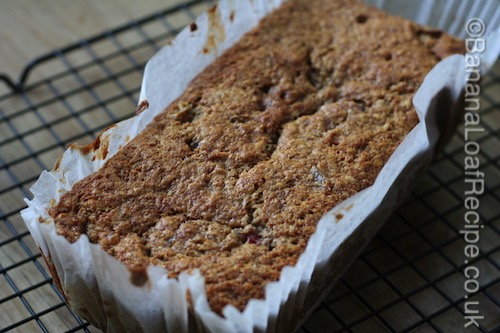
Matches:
[48,0,463,315]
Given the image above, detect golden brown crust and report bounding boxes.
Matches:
[49,0,463,314]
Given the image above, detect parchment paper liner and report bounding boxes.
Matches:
[21,0,499,332]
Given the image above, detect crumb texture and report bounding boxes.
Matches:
[49,0,463,314]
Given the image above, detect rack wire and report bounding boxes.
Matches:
[0,0,499,332]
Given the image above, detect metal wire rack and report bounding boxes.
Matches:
[0,0,499,332]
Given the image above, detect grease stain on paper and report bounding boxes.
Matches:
[333,204,354,223]
[203,4,226,54]
[136,99,149,115]
[69,126,115,161]
[129,267,150,290]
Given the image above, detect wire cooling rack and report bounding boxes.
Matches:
[0,1,499,332]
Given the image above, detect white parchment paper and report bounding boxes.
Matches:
[21,0,500,332]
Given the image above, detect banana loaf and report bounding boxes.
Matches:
[49,0,463,314]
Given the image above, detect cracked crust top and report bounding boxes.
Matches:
[49,0,463,314]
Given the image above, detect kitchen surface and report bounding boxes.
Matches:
[1,1,499,332]
[0,1,177,80]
